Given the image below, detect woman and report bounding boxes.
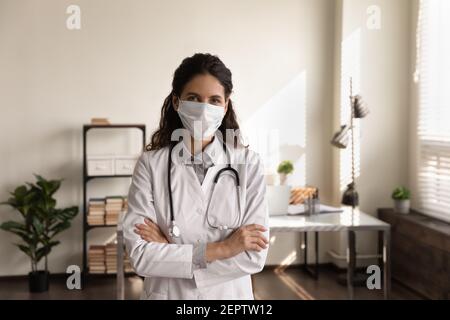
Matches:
[123,53,269,300]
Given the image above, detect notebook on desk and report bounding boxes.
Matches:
[287,204,343,215]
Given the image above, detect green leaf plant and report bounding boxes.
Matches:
[0,174,78,273]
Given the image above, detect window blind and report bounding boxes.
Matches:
[416,0,450,222]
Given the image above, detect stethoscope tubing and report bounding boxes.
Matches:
[168,140,241,237]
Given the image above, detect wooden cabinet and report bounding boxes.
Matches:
[378,209,450,299]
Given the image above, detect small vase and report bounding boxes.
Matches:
[29,270,50,293]
[394,199,410,214]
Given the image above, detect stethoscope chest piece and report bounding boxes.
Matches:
[170,221,180,238]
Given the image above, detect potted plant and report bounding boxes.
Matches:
[277,160,294,185]
[391,186,411,214]
[0,174,78,292]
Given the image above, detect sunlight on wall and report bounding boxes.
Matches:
[243,71,307,186]
[340,28,361,191]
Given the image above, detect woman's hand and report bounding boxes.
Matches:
[217,224,268,260]
[134,218,169,244]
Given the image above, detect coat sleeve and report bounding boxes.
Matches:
[192,152,269,288]
[123,152,195,279]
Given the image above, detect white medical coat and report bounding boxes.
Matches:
[123,135,269,300]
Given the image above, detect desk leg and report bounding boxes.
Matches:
[302,232,319,279]
[377,231,383,270]
[383,229,391,300]
[347,230,356,300]
[314,232,319,277]
[303,232,308,266]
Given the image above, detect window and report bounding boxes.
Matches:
[415,0,450,222]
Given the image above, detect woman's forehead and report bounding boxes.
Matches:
[182,74,225,97]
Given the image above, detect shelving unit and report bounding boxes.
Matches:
[82,124,146,276]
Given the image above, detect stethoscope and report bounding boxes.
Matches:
[168,139,242,238]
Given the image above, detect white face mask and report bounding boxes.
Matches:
[177,99,225,140]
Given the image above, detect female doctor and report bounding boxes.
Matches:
[123,53,269,300]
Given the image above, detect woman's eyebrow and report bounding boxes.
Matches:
[185,92,200,97]
[185,92,223,100]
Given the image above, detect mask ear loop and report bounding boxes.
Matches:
[177,96,185,109]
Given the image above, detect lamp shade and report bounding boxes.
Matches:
[353,95,370,119]
[330,125,350,149]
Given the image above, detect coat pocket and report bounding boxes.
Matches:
[141,277,169,300]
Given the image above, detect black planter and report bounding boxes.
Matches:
[28,271,50,293]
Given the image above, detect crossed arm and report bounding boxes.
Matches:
[134,218,268,263]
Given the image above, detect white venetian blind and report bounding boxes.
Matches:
[416,0,450,222]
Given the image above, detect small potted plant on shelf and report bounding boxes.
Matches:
[277,160,294,185]
[0,174,78,292]
[391,186,411,214]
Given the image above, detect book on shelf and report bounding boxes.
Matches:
[104,196,126,226]
[88,244,106,274]
[105,242,117,274]
[90,118,110,125]
[87,198,106,225]
[87,216,105,225]
[87,241,134,275]
[87,196,128,226]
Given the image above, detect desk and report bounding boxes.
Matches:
[269,208,391,299]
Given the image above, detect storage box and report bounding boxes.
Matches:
[87,154,139,176]
[87,155,115,176]
[114,155,139,175]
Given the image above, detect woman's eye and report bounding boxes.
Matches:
[186,96,197,101]
[211,99,222,105]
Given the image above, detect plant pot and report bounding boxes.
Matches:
[394,199,410,214]
[279,173,287,185]
[267,185,291,216]
[28,271,50,293]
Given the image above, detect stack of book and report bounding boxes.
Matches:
[105,242,117,274]
[87,198,105,226]
[103,242,134,274]
[90,117,110,125]
[88,245,106,274]
[105,196,124,225]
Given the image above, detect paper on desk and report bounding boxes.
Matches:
[287,204,343,215]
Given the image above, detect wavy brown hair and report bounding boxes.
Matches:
[147,53,243,151]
